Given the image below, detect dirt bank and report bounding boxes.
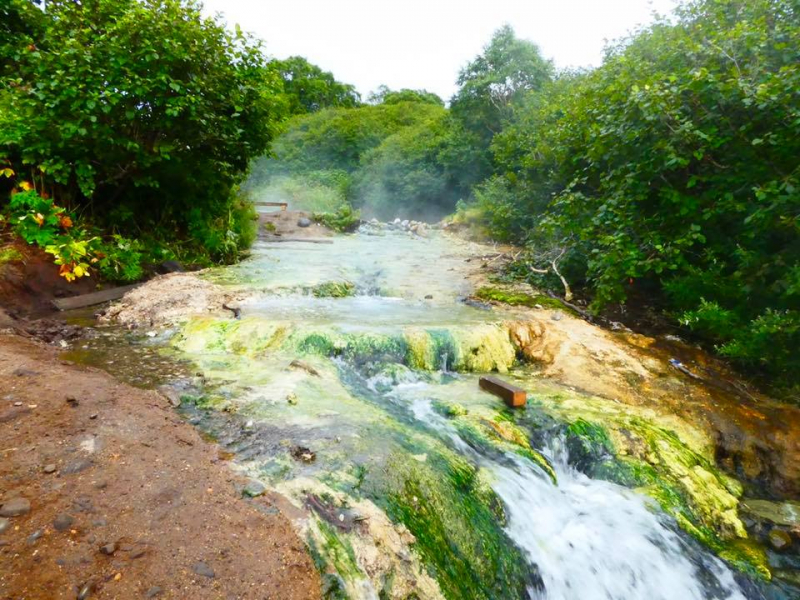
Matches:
[0,333,320,600]
[258,210,334,240]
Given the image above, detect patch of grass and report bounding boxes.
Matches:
[311,281,356,298]
[475,286,572,313]
[0,246,24,265]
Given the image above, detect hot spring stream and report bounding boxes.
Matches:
[68,226,782,600]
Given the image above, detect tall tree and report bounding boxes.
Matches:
[271,56,360,114]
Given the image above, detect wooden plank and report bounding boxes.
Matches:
[255,202,288,211]
[479,375,527,408]
[262,237,334,244]
[52,284,140,311]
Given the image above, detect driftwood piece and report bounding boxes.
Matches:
[52,284,140,311]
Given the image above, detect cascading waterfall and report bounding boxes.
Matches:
[401,386,747,600]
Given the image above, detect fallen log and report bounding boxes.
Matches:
[479,375,527,408]
[255,201,288,211]
[52,284,140,311]
[262,237,334,244]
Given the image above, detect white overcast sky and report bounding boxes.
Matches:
[202,0,680,101]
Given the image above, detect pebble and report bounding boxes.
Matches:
[92,518,108,527]
[145,586,163,598]
[0,497,31,517]
[0,518,9,534]
[192,561,215,578]
[286,393,298,406]
[77,580,96,600]
[66,395,79,406]
[99,542,117,555]
[768,528,792,551]
[53,513,74,531]
[551,312,563,321]
[130,547,147,559]
[43,464,57,474]
[27,529,43,545]
[89,413,98,420]
[297,217,312,228]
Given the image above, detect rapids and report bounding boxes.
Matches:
[69,222,797,600]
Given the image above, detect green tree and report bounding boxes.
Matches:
[368,85,444,106]
[270,55,360,115]
[450,24,553,170]
[1,0,285,259]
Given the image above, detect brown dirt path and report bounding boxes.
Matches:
[0,333,321,600]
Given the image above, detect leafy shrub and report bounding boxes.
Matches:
[95,235,144,283]
[8,189,69,247]
[312,204,361,233]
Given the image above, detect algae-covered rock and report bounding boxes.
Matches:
[310,281,356,298]
[174,316,288,357]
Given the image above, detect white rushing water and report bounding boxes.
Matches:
[406,392,747,600]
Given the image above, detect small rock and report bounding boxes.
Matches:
[297,217,312,228]
[66,395,79,406]
[534,304,543,310]
[192,561,215,578]
[286,393,298,406]
[768,528,792,551]
[551,312,563,321]
[13,401,22,407]
[130,547,147,559]
[99,542,117,555]
[43,464,57,474]
[93,481,108,490]
[0,518,10,534]
[290,445,316,463]
[53,513,74,532]
[145,586,163,598]
[0,497,31,517]
[89,413,98,420]
[242,480,267,498]
[92,518,108,527]
[424,294,433,300]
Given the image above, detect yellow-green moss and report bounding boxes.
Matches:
[475,286,572,313]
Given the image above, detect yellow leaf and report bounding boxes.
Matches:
[19,181,33,191]
[0,168,14,178]
[33,213,45,226]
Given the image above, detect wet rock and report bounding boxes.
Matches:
[286,393,298,406]
[99,542,117,555]
[144,586,163,598]
[242,480,267,498]
[0,518,10,534]
[297,217,312,228]
[768,529,793,551]
[742,499,800,527]
[54,513,74,532]
[43,464,57,474]
[62,458,93,475]
[192,561,215,578]
[0,497,31,517]
[290,446,316,463]
[424,294,433,300]
[157,260,185,274]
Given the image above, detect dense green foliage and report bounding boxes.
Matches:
[463,0,800,396]
[270,55,361,115]
[249,95,465,219]
[1,0,284,274]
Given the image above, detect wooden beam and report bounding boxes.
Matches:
[52,284,140,311]
[479,375,527,408]
[255,202,288,211]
